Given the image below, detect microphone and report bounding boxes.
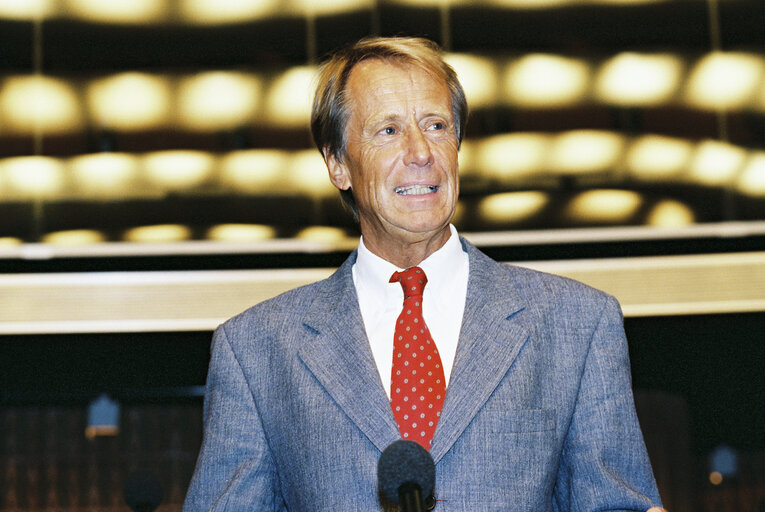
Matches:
[124,470,163,512]
[378,440,435,512]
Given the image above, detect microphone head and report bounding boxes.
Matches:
[378,440,435,504]
[124,470,163,512]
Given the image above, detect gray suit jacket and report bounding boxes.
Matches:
[184,239,661,511]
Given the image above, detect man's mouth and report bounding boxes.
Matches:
[394,185,438,195]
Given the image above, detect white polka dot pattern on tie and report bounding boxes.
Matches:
[389,267,446,451]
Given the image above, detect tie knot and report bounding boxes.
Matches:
[390,266,428,298]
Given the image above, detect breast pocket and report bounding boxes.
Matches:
[441,408,558,504]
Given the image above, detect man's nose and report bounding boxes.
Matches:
[404,128,434,167]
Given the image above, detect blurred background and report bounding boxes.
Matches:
[0,0,764,510]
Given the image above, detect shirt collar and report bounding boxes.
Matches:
[354,225,466,308]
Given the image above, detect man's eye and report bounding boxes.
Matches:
[430,122,445,130]
[382,126,396,135]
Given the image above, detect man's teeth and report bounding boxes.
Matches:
[395,185,437,195]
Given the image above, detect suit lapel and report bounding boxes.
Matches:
[297,254,401,453]
[430,242,532,463]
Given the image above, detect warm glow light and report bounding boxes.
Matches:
[486,0,692,6]
[645,200,695,227]
[143,151,215,190]
[504,54,590,107]
[689,140,747,187]
[595,53,682,106]
[177,72,262,131]
[1,156,65,197]
[219,149,288,193]
[292,0,372,15]
[737,153,765,197]
[477,133,550,179]
[180,0,280,23]
[207,224,277,241]
[87,73,171,131]
[686,52,765,110]
[69,153,139,196]
[709,471,723,486]
[444,54,498,108]
[265,67,316,127]
[626,135,693,180]
[286,150,335,197]
[0,75,82,134]
[566,189,643,223]
[296,226,349,242]
[65,0,168,23]
[457,140,477,176]
[124,224,192,243]
[549,130,624,175]
[0,0,55,19]
[42,230,107,246]
[484,0,570,8]
[0,237,23,246]
[478,191,549,223]
[597,0,665,4]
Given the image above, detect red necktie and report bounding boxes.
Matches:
[389,267,446,450]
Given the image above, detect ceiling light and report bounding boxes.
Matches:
[597,0,665,4]
[177,72,262,131]
[291,0,372,15]
[626,135,692,180]
[484,0,570,8]
[219,149,288,193]
[686,52,765,111]
[143,151,215,190]
[444,53,498,109]
[736,153,765,197]
[1,156,66,197]
[265,67,316,128]
[0,75,82,134]
[69,153,140,196]
[645,200,695,227]
[180,0,280,24]
[207,224,277,241]
[476,133,550,179]
[565,189,643,224]
[124,224,192,243]
[0,0,55,20]
[295,226,349,242]
[548,130,624,175]
[689,140,746,187]
[504,54,590,108]
[457,140,478,177]
[87,73,171,131]
[42,230,107,246]
[478,191,549,223]
[285,150,335,197]
[65,0,168,24]
[595,53,682,107]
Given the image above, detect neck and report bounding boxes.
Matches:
[362,227,451,268]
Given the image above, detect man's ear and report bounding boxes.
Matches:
[325,151,352,191]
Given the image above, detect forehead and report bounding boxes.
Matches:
[344,59,451,117]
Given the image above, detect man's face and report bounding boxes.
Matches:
[327,59,459,256]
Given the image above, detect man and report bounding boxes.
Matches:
[184,37,663,511]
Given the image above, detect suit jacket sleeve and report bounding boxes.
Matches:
[183,325,286,512]
[553,295,661,511]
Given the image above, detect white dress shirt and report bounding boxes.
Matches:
[352,225,470,398]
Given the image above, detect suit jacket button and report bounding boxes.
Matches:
[424,494,436,510]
